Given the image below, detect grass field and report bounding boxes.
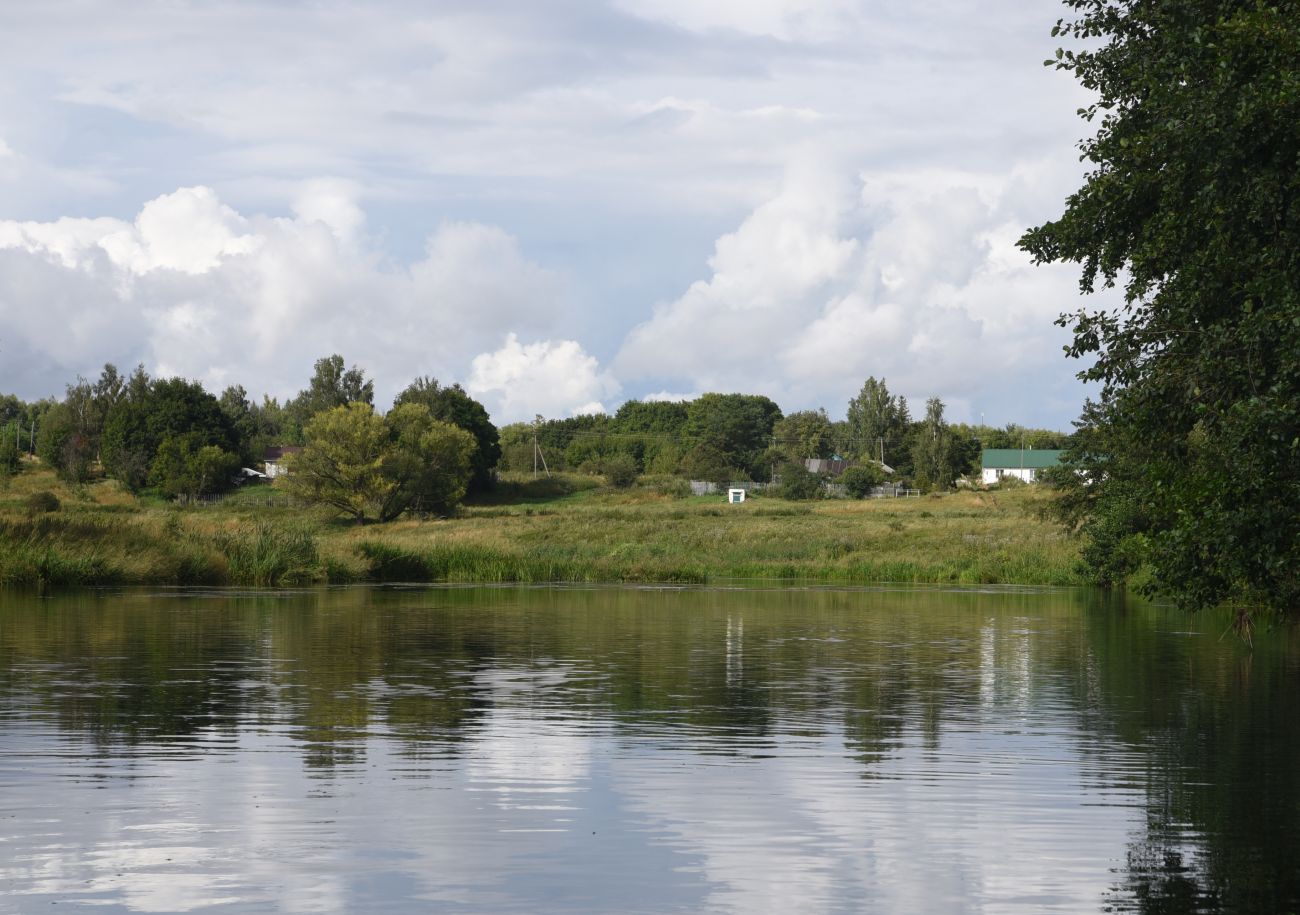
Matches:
[0,462,1085,589]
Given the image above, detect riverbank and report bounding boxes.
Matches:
[0,466,1084,589]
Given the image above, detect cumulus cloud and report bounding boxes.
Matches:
[467,334,620,423]
[615,159,1099,424]
[0,185,565,406]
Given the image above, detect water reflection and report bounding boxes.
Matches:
[0,584,1293,912]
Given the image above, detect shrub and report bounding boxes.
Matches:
[840,463,885,498]
[777,462,823,501]
[26,491,61,515]
[0,424,20,478]
[605,454,639,489]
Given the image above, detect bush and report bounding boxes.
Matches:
[840,463,886,498]
[26,491,61,515]
[0,424,20,478]
[605,454,639,489]
[645,475,690,498]
[777,462,823,500]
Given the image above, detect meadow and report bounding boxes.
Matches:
[0,463,1085,589]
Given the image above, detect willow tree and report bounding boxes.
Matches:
[1022,1,1300,611]
[285,402,474,523]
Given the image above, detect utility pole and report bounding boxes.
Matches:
[531,414,550,479]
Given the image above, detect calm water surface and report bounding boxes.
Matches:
[1,584,1297,913]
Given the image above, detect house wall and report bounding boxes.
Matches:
[982,467,1038,485]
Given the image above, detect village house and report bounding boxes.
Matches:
[262,445,303,479]
[980,448,1063,485]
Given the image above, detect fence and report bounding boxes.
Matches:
[175,492,298,508]
[689,481,919,499]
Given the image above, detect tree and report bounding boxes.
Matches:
[35,402,93,482]
[683,393,782,480]
[149,436,240,498]
[283,355,374,440]
[101,377,237,490]
[612,400,689,436]
[1021,1,1300,612]
[777,461,822,500]
[846,377,909,466]
[393,376,500,493]
[284,402,474,523]
[840,463,886,498]
[605,453,639,489]
[0,421,21,480]
[381,403,476,518]
[771,409,835,464]
[219,384,262,463]
[284,403,390,523]
[909,398,954,492]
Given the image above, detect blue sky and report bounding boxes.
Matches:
[0,0,1105,427]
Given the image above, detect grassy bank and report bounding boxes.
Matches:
[0,463,1085,589]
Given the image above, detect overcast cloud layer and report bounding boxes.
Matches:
[0,0,1102,426]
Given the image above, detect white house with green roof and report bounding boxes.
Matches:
[980,449,1064,485]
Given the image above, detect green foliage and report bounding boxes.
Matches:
[605,453,639,489]
[777,462,823,500]
[771,409,835,464]
[0,422,21,478]
[909,398,956,492]
[611,399,689,436]
[1022,0,1300,610]
[846,377,910,464]
[101,375,237,490]
[149,435,241,498]
[285,402,475,523]
[282,354,374,441]
[36,403,93,482]
[394,377,500,493]
[840,463,886,498]
[683,393,782,480]
[215,522,319,586]
[26,491,61,515]
[283,403,391,523]
[382,403,476,518]
[679,442,736,489]
[497,415,609,472]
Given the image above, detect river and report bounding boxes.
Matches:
[1,584,1296,913]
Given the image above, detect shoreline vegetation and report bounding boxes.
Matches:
[0,462,1083,591]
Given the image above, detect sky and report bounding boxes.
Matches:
[0,0,1108,428]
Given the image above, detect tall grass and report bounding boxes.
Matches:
[215,522,320,586]
[0,465,1084,590]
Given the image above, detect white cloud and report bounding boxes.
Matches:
[615,159,1096,423]
[0,185,565,408]
[467,334,620,423]
[291,178,365,243]
[614,0,859,41]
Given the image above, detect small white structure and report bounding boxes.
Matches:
[727,488,746,504]
[262,445,303,479]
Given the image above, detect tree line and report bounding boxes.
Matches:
[3,361,1067,517]
[500,379,1067,492]
[1,356,500,517]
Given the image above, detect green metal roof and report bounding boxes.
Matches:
[981,449,1064,470]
